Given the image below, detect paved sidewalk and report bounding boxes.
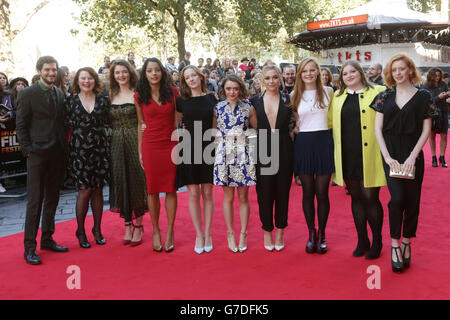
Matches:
[0,186,186,238]
[0,186,110,238]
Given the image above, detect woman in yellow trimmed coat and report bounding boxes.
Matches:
[328,61,386,259]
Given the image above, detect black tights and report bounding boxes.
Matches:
[345,179,383,242]
[76,187,104,234]
[299,174,331,231]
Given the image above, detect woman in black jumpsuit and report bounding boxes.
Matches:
[249,64,295,251]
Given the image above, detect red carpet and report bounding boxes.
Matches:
[0,137,449,300]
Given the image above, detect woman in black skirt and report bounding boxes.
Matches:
[421,68,449,167]
[175,65,217,254]
[372,53,434,272]
[291,58,334,254]
[249,64,296,252]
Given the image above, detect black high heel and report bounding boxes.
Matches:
[306,229,317,254]
[353,237,370,257]
[432,156,438,167]
[316,229,327,254]
[439,156,448,168]
[92,228,106,245]
[76,230,91,248]
[365,238,382,260]
[391,246,404,273]
[401,241,411,269]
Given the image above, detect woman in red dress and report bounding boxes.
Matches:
[135,58,180,252]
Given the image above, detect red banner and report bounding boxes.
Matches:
[307,15,368,31]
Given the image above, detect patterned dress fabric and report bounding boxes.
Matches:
[67,94,109,190]
[214,99,256,187]
[110,103,147,221]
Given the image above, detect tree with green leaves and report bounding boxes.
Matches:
[74,0,312,62]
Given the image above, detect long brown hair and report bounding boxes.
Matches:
[109,59,138,100]
[336,61,373,96]
[426,67,444,88]
[179,65,208,99]
[290,57,329,111]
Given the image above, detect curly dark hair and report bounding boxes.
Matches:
[136,57,174,105]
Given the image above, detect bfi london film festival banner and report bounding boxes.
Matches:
[1,120,26,178]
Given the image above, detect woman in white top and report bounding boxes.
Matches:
[291,58,334,254]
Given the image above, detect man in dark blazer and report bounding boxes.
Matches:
[16,56,69,265]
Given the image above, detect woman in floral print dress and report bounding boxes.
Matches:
[213,74,256,253]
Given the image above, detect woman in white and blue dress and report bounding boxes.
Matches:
[213,74,256,253]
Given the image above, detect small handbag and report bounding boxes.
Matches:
[389,166,415,180]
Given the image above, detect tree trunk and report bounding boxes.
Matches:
[175,14,186,63]
[0,0,50,75]
[0,0,14,74]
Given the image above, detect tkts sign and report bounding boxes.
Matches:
[326,50,373,64]
[307,15,368,31]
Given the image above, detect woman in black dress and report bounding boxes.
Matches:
[175,65,216,254]
[372,53,434,273]
[421,68,449,167]
[67,67,109,248]
[249,64,295,252]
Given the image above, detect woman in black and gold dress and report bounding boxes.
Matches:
[67,67,109,248]
[109,60,148,246]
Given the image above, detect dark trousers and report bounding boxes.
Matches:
[24,145,65,250]
[256,170,292,232]
[383,155,424,239]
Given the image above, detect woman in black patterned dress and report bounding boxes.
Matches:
[109,60,147,246]
[67,67,109,248]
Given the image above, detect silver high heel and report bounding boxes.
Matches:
[204,236,213,253]
[227,231,238,253]
[194,235,205,254]
[238,231,248,253]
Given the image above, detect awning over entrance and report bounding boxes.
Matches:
[289,0,449,52]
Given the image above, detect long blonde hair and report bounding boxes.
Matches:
[290,57,329,111]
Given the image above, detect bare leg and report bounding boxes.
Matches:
[440,133,447,157]
[148,193,161,250]
[223,187,237,251]
[237,186,249,251]
[188,185,204,249]
[201,184,214,248]
[164,192,177,250]
[429,131,437,157]
[131,215,144,242]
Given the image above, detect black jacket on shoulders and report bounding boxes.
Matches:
[16,82,67,156]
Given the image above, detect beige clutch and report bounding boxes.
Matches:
[389,166,415,180]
